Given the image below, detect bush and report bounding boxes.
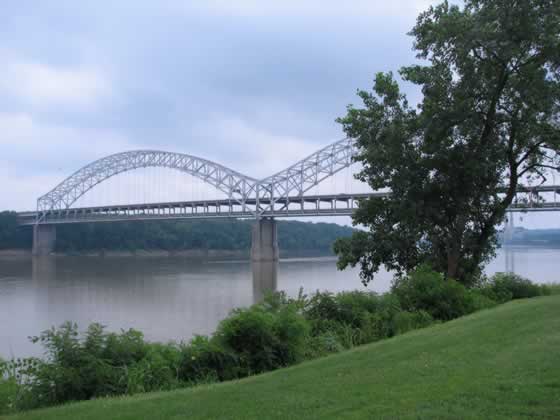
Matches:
[126,343,182,394]
[303,291,422,346]
[540,283,560,296]
[304,291,380,328]
[8,276,544,413]
[0,358,18,415]
[304,291,393,347]
[178,336,240,383]
[392,265,473,321]
[9,322,182,410]
[467,289,498,312]
[369,293,407,339]
[392,310,434,335]
[481,273,544,303]
[303,331,345,359]
[215,302,309,375]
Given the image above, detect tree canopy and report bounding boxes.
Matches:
[335,0,560,285]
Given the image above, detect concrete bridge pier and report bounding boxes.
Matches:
[252,260,278,303]
[32,224,56,256]
[504,211,515,273]
[251,218,279,262]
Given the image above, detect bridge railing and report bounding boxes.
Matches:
[18,188,560,226]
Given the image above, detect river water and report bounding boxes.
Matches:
[0,247,558,358]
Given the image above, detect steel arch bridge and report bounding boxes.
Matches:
[36,137,357,217]
[18,137,560,257]
[29,135,560,222]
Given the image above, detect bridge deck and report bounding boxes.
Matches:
[16,188,560,226]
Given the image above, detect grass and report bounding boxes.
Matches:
[3,295,560,420]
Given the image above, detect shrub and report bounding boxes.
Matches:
[304,292,344,328]
[467,289,498,312]
[8,278,539,413]
[178,336,240,383]
[392,310,434,335]
[9,322,182,410]
[368,293,405,339]
[334,291,381,326]
[481,273,544,303]
[303,331,345,359]
[126,343,182,394]
[392,265,473,321]
[540,283,560,296]
[303,291,411,346]
[0,358,18,415]
[304,291,380,329]
[215,303,309,375]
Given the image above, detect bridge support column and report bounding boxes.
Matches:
[251,218,279,262]
[252,260,278,303]
[32,224,56,256]
[504,212,515,273]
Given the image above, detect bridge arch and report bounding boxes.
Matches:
[37,150,258,211]
[257,137,357,210]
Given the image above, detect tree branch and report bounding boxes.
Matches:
[477,64,510,149]
[532,164,560,171]
[516,140,547,167]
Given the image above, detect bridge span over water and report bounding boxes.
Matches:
[18,138,560,258]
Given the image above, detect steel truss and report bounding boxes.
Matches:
[36,138,358,218]
[37,150,258,212]
[35,137,559,223]
[257,138,355,211]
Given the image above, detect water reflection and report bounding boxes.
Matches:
[504,247,515,273]
[21,257,254,357]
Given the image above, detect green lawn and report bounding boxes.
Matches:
[4,296,560,420]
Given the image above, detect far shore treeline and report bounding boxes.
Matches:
[0,211,353,253]
[2,211,559,253]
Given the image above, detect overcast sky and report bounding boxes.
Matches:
[1,0,557,228]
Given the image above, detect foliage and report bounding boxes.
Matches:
[6,323,182,410]
[4,272,552,414]
[466,289,499,312]
[480,272,548,302]
[0,216,353,253]
[302,290,433,347]
[304,291,378,346]
[542,283,560,295]
[7,295,560,420]
[335,0,560,286]
[0,358,18,415]
[124,343,182,394]
[215,302,310,375]
[302,331,346,359]
[178,336,240,383]
[391,265,475,320]
[0,212,32,250]
[392,310,435,335]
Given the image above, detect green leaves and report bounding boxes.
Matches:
[336,0,560,285]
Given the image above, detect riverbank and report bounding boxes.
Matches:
[0,248,337,258]
[59,249,250,258]
[4,295,559,419]
[0,250,31,257]
[0,248,250,258]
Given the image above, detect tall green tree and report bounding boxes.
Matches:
[335,0,560,285]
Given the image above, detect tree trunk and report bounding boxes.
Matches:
[447,251,460,279]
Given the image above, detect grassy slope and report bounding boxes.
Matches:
[5,296,560,420]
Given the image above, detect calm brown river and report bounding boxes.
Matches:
[0,247,558,358]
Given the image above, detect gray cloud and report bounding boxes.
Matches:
[0,1,557,229]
